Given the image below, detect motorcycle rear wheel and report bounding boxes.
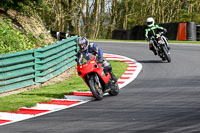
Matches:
[109,82,119,96]
[88,75,104,100]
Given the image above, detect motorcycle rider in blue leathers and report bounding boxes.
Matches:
[145,17,169,56]
[77,37,118,83]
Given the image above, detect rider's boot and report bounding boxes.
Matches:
[152,49,157,55]
[110,71,118,83]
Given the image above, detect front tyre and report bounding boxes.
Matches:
[109,82,119,96]
[88,75,103,100]
[162,45,171,63]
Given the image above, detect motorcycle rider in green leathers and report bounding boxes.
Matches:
[145,17,168,55]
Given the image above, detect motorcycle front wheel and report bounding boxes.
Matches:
[162,45,171,63]
[88,75,104,100]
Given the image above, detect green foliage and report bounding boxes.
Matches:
[0,19,41,54]
[177,10,200,23]
[0,0,42,12]
[113,0,200,30]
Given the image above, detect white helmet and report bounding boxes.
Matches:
[146,17,155,27]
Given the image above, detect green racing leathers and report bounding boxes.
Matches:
[145,24,166,40]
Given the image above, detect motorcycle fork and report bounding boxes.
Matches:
[162,43,170,54]
[152,41,159,53]
[155,42,163,56]
[94,74,101,88]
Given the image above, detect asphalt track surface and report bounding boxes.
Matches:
[1,42,200,133]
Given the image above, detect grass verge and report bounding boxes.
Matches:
[0,60,128,111]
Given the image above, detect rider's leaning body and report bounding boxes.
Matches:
[77,37,118,82]
[77,41,103,62]
[144,17,167,55]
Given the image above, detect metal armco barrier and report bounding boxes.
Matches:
[0,50,35,92]
[0,36,79,93]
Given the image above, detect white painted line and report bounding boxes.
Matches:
[0,100,90,126]
[0,112,33,121]
[64,95,95,101]
[23,104,68,111]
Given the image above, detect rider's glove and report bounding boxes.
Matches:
[163,28,167,33]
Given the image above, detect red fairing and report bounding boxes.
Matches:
[77,56,111,84]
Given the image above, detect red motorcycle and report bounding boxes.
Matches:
[77,56,119,100]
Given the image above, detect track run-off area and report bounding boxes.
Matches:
[0,41,200,133]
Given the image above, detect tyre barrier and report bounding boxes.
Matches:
[112,22,197,41]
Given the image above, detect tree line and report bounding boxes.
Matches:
[1,0,200,39]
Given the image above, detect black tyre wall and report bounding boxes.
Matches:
[112,22,197,41]
[187,22,197,41]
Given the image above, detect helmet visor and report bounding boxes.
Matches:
[147,22,153,25]
[78,37,88,51]
[79,43,85,49]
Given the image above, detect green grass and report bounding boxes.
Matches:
[90,39,200,44]
[168,40,200,44]
[0,60,128,112]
